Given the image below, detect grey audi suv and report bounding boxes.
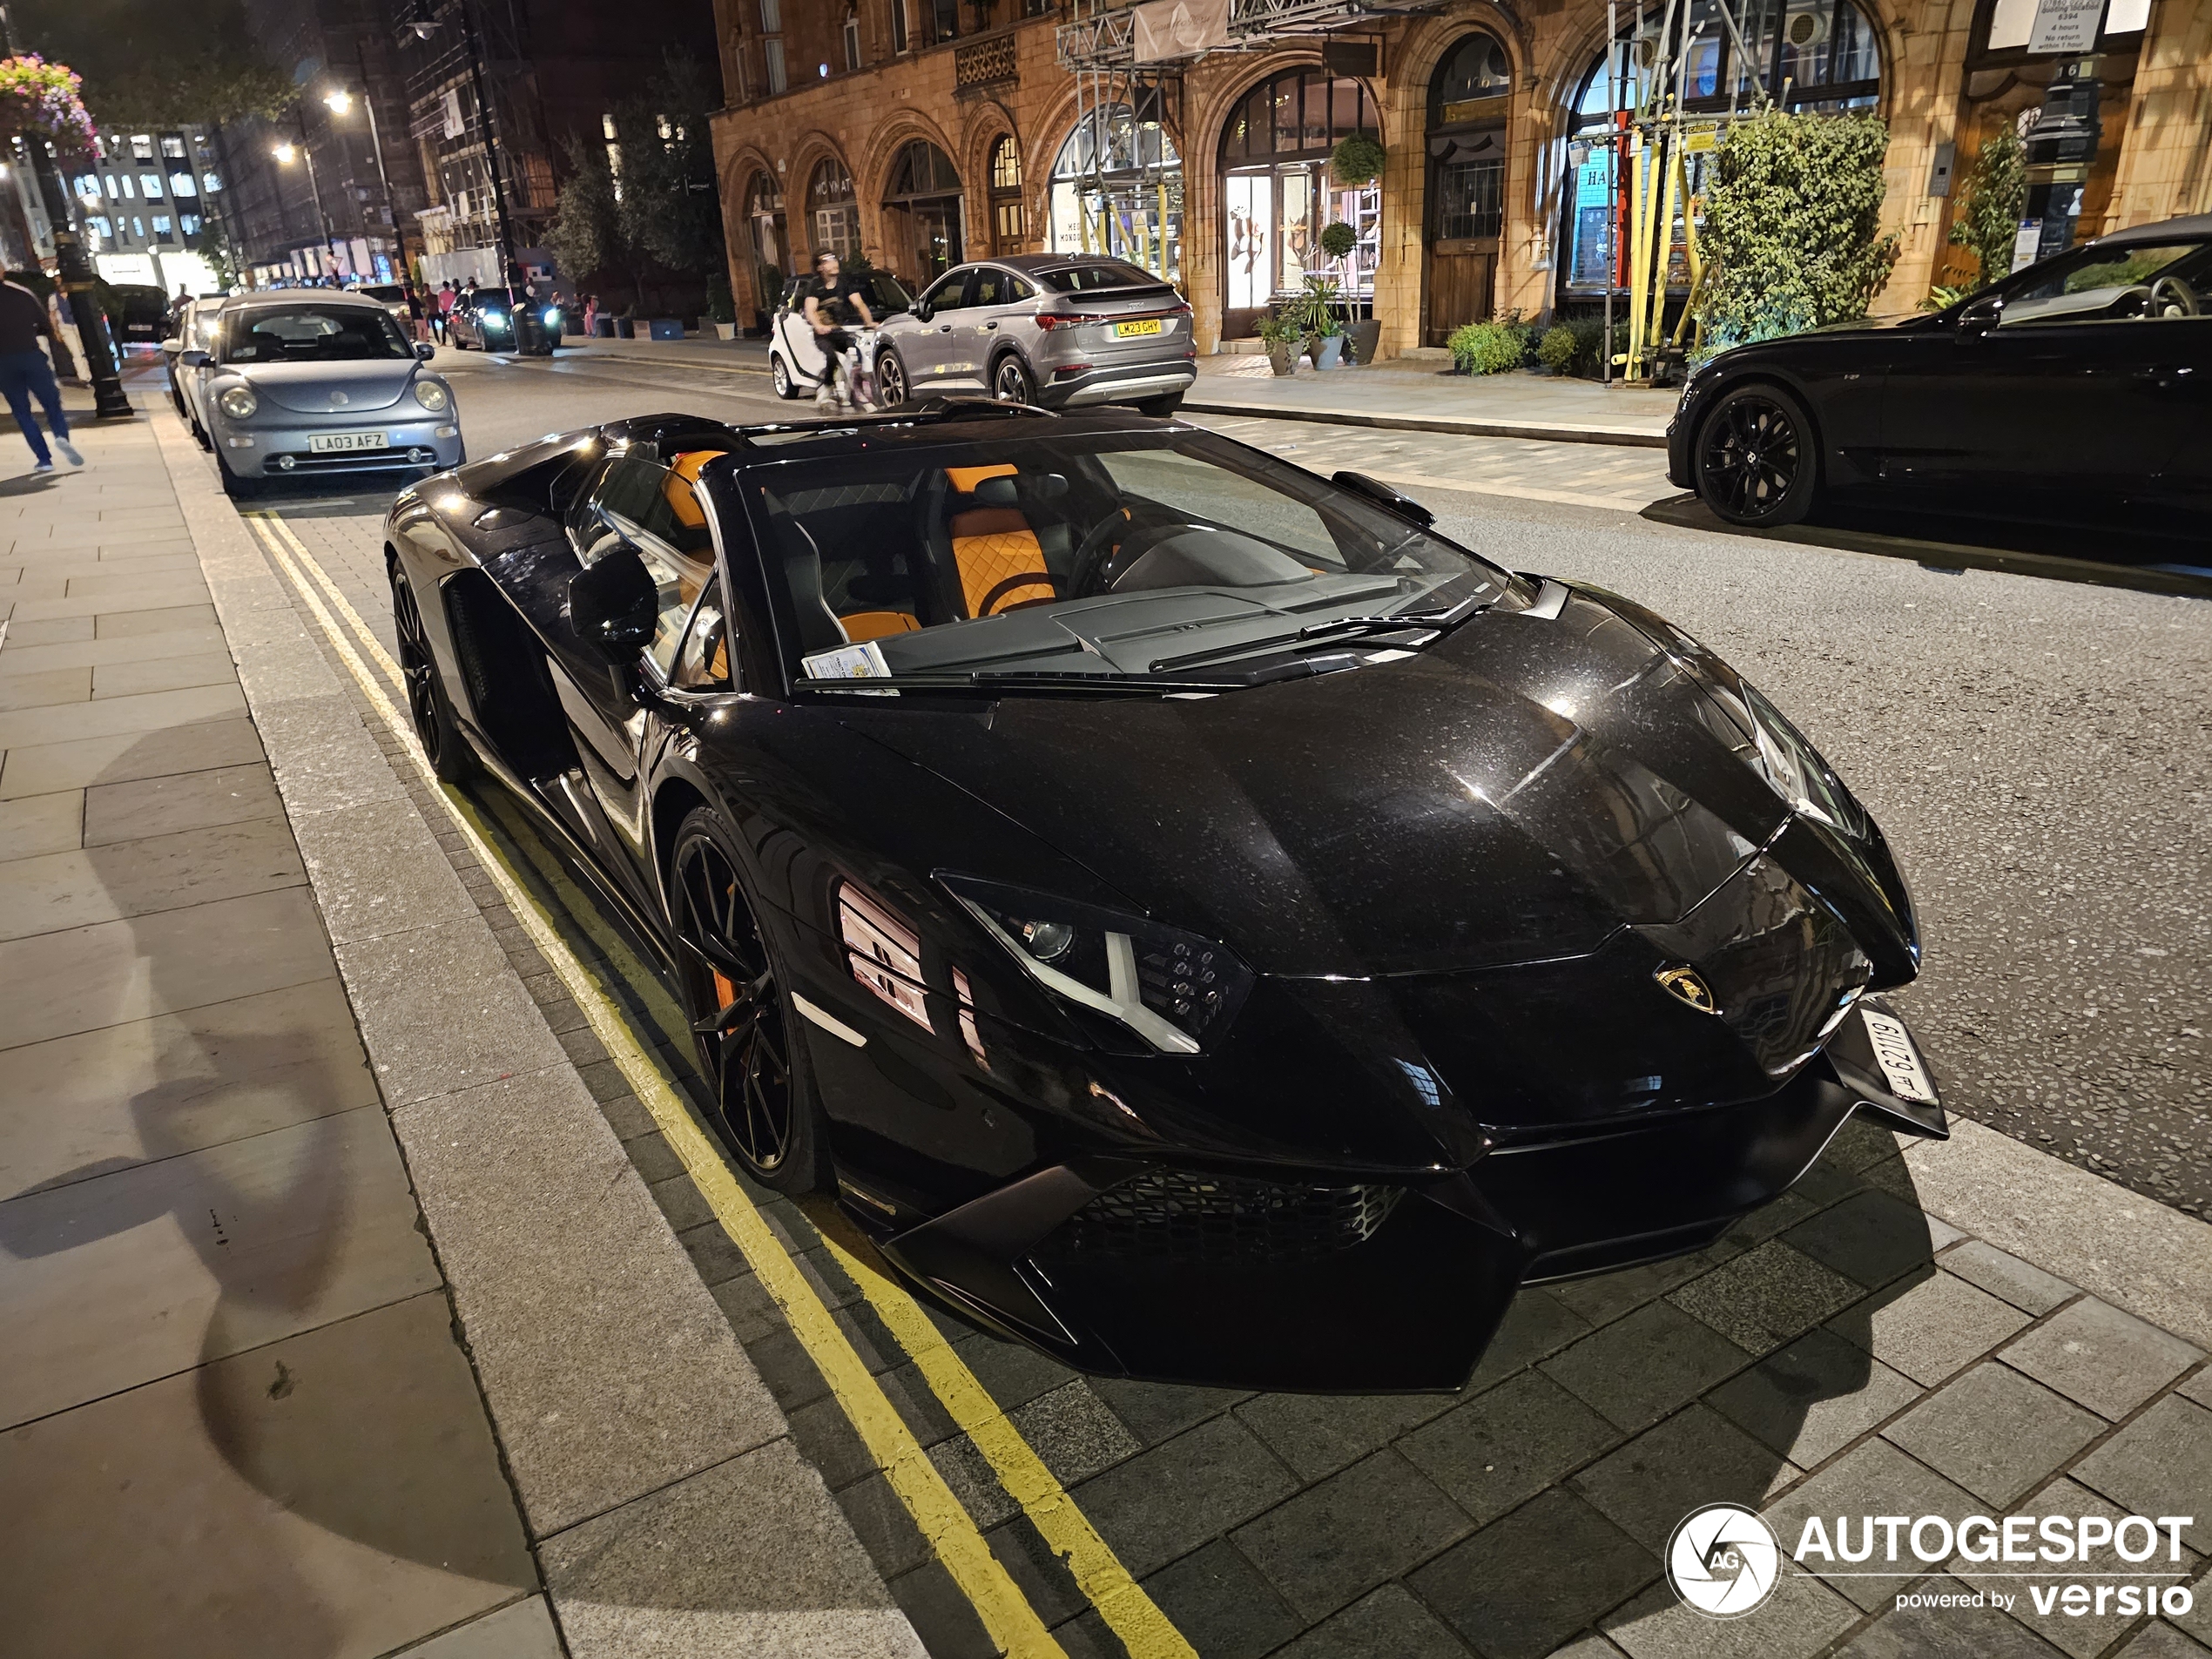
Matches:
[875,253,1196,415]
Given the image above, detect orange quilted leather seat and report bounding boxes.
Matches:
[949,506,1056,617]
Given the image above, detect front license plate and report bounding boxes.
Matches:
[1114,319,1163,338]
[308,431,388,454]
[1860,1008,1938,1104]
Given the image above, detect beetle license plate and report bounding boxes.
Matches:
[1113,319,1163,338]
[308,431,388,454]
[1859,1008,1938,1104]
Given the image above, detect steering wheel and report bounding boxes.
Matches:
[2148,274,2200,318]
[1067,507,1146,598]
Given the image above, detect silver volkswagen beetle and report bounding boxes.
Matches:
[177,292,463,498]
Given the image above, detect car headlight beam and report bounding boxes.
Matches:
[218,383,257,420]
[940,874,1251,1055]
[413,378,450,412]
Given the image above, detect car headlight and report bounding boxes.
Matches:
[484,314,507,332]
[542,307,560,327]
[413,378,450,412]
[1741,683,1867,837]
[218,383,257,420]
[940,874,1252,1055]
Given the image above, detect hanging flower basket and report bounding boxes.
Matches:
[1329,133,1386,187]
[0,57,97,153]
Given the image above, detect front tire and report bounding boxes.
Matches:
[1695,384,1819,528]
[1135,391,1184,418]
[391,569,478,784]
[667,807,829,1193]
[992,353,1035,404]
[771,354,799,400]
[875,348,909,411]
[218,453,260,500]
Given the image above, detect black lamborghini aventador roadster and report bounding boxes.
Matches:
[383,402,1947,1391]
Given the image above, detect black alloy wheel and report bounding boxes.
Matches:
[875,348,908,410]
[390,570,477,783]
[668,808,826,1192]
[993,354,1035,404]
[1696,384,1818,527]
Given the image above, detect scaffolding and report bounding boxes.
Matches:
[1602,0,1769,383]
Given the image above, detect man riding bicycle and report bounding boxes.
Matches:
[799,249,877,412]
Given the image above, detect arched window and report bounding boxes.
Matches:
[988,135,1023,253]
[1048,99,1183,278]
[808,156,858,260]
[1558,0,1884,294]
[887,139,962,199]
[1218,70,1378,327]
[1431,32,1512,124]
[743,170,789,297]
[882,139,964,281]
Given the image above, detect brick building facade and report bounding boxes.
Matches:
[707,0,2211,358]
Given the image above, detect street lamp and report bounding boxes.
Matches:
[324,82,406,282]
[272,124,335,281]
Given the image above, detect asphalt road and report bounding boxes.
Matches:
[216,341,2211,1217]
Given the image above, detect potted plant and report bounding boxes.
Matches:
[1330,132,1386,188]
[1257,311,1299,376]
[1299,275,1345,368]
[706,273,738,341]
[1536,324,1579,375]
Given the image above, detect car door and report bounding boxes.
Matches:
[961,266,1028,387]
[1878,237,2210,523]
[551,451,723,910]
[905,268,978,392]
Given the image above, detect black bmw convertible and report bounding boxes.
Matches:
[384,403,1946,1390]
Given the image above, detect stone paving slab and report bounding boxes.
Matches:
[0,1292,536,1659]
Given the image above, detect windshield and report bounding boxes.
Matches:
[1038,261,1164,294]
[744,428,1509,690]
[223,305,415,364]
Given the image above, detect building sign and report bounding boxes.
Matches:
[2027,0,2104,54]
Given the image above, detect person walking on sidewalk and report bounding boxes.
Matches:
[0,273,81,471]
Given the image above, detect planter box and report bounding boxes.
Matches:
[1346,318,1382,366]
[591,317,615,337]
[649,318,685,341]
[712,321,738,341]
[613,317,636,338]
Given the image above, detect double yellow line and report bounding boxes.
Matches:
[243,511,1194,1659]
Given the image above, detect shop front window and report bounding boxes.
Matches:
[1217,69,1379,334]
[1048,98,1184,282]
[1557,0,1883,299]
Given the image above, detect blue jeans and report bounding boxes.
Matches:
[0,348,67,463]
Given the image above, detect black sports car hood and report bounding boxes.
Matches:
[836,586,1806,978]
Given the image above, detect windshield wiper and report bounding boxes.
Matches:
[796,670,1243,696]
[1147,591,1495,674]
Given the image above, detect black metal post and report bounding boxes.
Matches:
[0,8,131,417]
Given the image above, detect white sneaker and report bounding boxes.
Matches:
[54,439,81,467]
[31,459,53,473]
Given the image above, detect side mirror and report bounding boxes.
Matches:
[1333,469,1435,527]
[1956,295,2003,335]
[914,299,933,323]
[415,341,435,360]
[567,546,658,663]
[179,347,210,368]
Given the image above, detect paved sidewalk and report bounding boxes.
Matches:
[542,332,1678,447]
[1184,354,1677,447]
[0,398,550,1656]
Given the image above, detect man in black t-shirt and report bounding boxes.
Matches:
[799,250,876,410]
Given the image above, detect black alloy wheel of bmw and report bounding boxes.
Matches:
[391,570,477,783]
[875,348,908,411]
[993,354,1035,404]
[668,808,826,1192]
[1696,384,1818,528]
